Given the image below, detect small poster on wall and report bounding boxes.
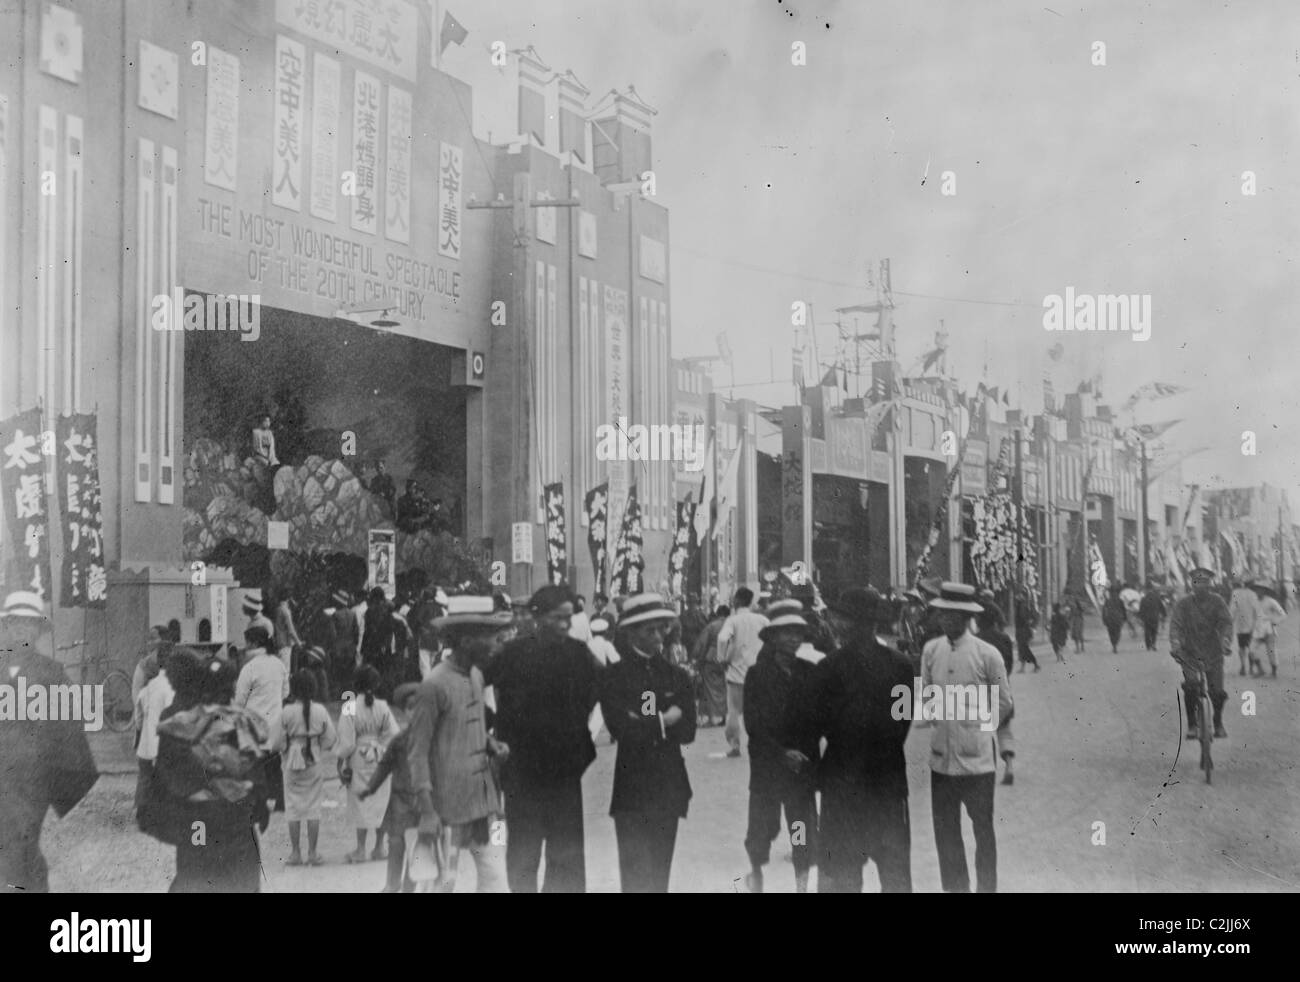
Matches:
[368,529,396,599]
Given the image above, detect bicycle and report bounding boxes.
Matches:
[1194,667,1214,785]
[61,640,135,733]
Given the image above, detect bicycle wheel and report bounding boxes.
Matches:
[1198,691,1214,785]
[102,669,135,733]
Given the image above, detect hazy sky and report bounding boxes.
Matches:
[441,0,1299,502]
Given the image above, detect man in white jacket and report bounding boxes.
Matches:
[717,587,768,759]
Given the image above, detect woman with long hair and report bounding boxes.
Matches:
[274,670,337,866]
[337,665,400,863]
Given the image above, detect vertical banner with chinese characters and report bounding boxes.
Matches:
[351,70,380,235]
[272,35,305,211]
[1,409,53,600]
[667,500,696,600]
[437,142,462,259]
[543,482,566,586]
[368,528,396,599]
[603,286,629,524]
[309,53,340,221]
[384,86,412,243]
[204,47,239,191]
[55,413,106,608]
[584,483,609,598]
[610,484,644,597]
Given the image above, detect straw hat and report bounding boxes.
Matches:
[0,591,47,620]
[760,611,809,642]
[617,593,679,630]
[927,582,984,613]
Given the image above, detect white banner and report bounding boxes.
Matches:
[309,54,340,221]
[204,47,239,191]
[368,528,396,598]
[512,521,533,564]
[272,35,305,211]
[384,86,412,243]
[604,285,629,519]
[351,70,381,234]
[438,142,463,259]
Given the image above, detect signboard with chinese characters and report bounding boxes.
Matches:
[825,416,868,480]
[351,70,380,235]
[437,142,462,259]
[384,87,412,243]
[543,482,566,585]
[961,439,987,497]
[309,53,340,221]
[55,414,106,608]
[511,521,533,564]
[578,210,597,258]
[272,35,305,211]
[604,286,629,519]
[1,409,53,601]
[203,46,239,191]
[210,583,228,643]
[275,0,418,83]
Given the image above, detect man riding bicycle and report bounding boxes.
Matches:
[1168,567,1232,739]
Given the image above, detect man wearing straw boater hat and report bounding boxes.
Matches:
[487,585,599,893]
[814,587,916,893]
[740,599,819,893]
[600,593,696,892]
[921,582,1013,893]
[0,591,98,892]
[408,600,515,891]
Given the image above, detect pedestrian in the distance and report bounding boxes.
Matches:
[974,596,1016,785]
[1014,594,1040,672]
[337,665,400,864]
[1102,585,1127,653]
[1048,603,1069,663]
[600,594,697,893]
[741,605,819,893]
[1069,596,1086,653]
[1138,586,1164,651]
[1229,579,1260,677]
[690,604,730,726]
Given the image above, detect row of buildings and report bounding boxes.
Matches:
[1,0,1291,668]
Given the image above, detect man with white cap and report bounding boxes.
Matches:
[0,591,98,892]
[921,582,1013,893]
[600,593,697,892]
[740,602,820,893]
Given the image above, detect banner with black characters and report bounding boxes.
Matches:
[0,408,53,600]
[584,482,608,596]
[667,499,696,599]
[544,482,567,586]
[610,484,644,596]
[56,413,108,608]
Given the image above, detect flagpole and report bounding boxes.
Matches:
[434,0,442,71]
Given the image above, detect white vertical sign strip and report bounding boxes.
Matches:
[437,142,462,259]
[638,296,649,525]
[0,94,7,415]
[578,276,589,511]
[309,53,340,221]
[158,145,179,504]
[272,35,305,211]
[204,48,239,191]
[547,264,557,484]
[37,106,58,419]
[384,86,411,243]
[135,139,156,502]
[650,299,660,525]
[63,115,83,413]
[534,260,546,496]
[351,70,380,235]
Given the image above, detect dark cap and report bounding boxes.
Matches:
[828,587,883,625]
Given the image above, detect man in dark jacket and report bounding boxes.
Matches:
[600,594,697,892]
[1103,585,1128,653]
[741,606,820,893]
[487,585,598,893]
[1169,568,1232,738]
[0,592,99,893]
[689,604,730,726]
[1138,586,1164,651]
[812,587,915,893]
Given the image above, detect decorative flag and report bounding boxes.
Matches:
[692,470,710,545]
[1129,419,1182,441]
[667,500,696,598]
[1042,376,1056,413]
[138,40,179,119]
[544,482,567,586]
[792,348,804,387]
[712,446,740,540]
[1123,381,1190,411]
[1,409,53,600]
[440,11,469,54]
[55,413,107,608]
[610,484,644,595]
[584,482,608,595]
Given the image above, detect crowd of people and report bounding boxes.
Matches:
[0,558,1290,894]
